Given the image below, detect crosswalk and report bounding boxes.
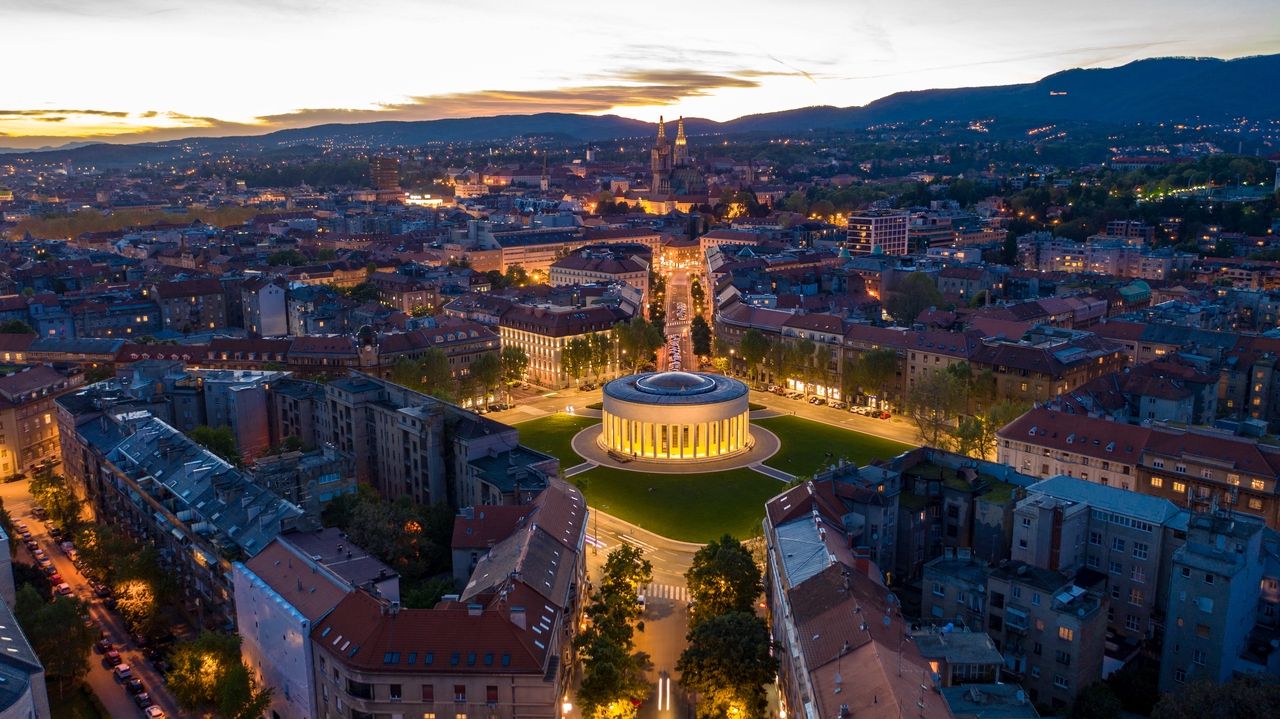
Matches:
[642,582,690,603]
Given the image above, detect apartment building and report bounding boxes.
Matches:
[1159,512,1280,692]
[147,278,228,333]
[318,374,558,508]
[764,481,954,719]
[999,407,1280,529]
[310,482,586,719]
[56,395,308,629]
[1012,476,1189,643]
[497,303,630,389]
[846,209,909,256]
[241,276,288,337]
[985,562,1107,711]
[0,364,83,476]
[232,529,397,719]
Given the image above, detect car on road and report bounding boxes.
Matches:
[877,410,892,419]
[125,678,145,695]
[95,638,113,654]
[112,663,132,681]
[134,692,153,709]
[30,505,46,519]
[23,539,37,552]
[39,562,55,574]
[144,705,166,719]
[106,649,124,666]
[56,582,72,596]
[828,401,845,410]
[12,520,26,533]
[49,572,64,584]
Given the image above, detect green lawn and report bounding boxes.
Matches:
[575,467,782,543]
[514,413,597,467]
[755,415,913,477]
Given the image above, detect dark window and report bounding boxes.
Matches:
[346,679,373,700]
[454,685,467,702]
[422,685,435,703]
[487,686,499,704]
[390,684,402,701]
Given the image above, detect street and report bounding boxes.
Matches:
[0,479,185,719]
[660,269,692,372]
[585,509,699,719]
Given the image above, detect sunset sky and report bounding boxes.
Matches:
[3,0,1278,149]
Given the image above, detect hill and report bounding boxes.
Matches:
[5,54,1277,163]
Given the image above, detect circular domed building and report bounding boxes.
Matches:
[600,371,751,461]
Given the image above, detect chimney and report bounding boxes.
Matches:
[510,605,526,629]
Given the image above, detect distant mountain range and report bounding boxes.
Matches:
[6,54,1279,164]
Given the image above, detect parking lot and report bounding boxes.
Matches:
[0,479,184,719]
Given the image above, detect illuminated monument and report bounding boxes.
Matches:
[599,371,751,461]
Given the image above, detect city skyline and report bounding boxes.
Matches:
[2,0,1279,149]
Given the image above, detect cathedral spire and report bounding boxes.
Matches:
[657,115,666,143]
[676,116,686,142]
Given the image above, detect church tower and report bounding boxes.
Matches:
[651,116,672,196]
[674,116,688,166]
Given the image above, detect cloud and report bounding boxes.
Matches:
[258,68,776,126]
[0,109,129,117]
[0,65,802,148]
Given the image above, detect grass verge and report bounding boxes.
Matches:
[755,415,913,476]
[574,466,781,543]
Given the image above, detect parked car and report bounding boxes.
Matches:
[144,705,166,719]
[134,692,153,709]
[878,411,892,419]
[56,582,72,596]
[112,663,132,681]
[30,505,46,519]
[12,520,26,533]
[828,401,845,410]
[125,678,145,695]
[23,540,37,552]
[95,638,113,654]
[48,572,63,584]
[106,649,123,666]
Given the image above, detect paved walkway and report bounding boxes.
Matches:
[569,425,781,474]
[564,461,597,477]
[750,463,796,482]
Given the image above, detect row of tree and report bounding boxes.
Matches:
[563,333,615,384]
[902,362,1026,459]
[575,546,654,719]
[390,346,529,407]
[677,536,777,719]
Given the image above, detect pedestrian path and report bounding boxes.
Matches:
[750,463,795,482]
[642,582,690,603]
[565,461,597,477]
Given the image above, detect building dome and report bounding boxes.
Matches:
[600,372,752,462]
[635,371,716,396]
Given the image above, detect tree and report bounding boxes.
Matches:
[690,315,712,356]
[564,337,590,385]
[883,272,944,325]
[904,368,969,449]
[13,585,95,696]
[1069,682,1121,719]
[1151,675,1280,719]
[677,612,778,719]
[345,282,380,303]
[419,348,455,400]
[505,264,530,287]
[738,330,770,383]
[0,320,34,334]
[501,346,529,395]
[685,535,762,628]
[844,348,899,406]
[168,632,273,718]
[28,469,84,531]
[615,317,663,374]
[576,545,654,719]
[589,332,613,380]
[189,425,241,465]
[470,352,502,407]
